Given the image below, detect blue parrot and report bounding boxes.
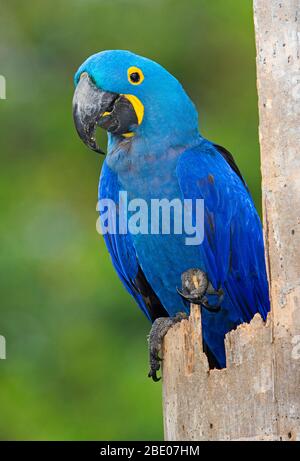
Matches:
[72,50,270,380]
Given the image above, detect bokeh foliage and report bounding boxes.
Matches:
[0,0,260,440]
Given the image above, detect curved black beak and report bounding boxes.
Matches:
[72,73,139,154]
[72,73,118,154]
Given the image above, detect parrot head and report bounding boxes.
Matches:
[73,50,199,154]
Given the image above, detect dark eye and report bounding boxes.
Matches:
[127,66,144,85]
[130,72,140,83]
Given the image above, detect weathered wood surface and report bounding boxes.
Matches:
[162,0,300,441]
[254,0,300,441]
[163,307,276,441]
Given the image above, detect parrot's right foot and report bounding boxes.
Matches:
[148,312,187,382]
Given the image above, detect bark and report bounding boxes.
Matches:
[162,0,300,441]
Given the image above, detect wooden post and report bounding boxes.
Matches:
[162,0,300,441]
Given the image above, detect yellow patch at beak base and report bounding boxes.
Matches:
[122,94,144,126]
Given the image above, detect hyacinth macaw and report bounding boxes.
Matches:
[72,50,270,380]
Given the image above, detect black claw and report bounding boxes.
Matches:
[148,370,161,382]
[176,287,203,305]
[201,300,221,313]
[177,286,221,312]
[149,350,161,382]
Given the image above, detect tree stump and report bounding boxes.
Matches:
[162,0,300,441]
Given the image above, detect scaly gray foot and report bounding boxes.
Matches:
[177,268,223,312]
[148,312,187,382]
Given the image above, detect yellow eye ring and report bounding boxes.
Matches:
[127,66,144,85]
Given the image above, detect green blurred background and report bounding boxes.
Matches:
[0,0,261,440]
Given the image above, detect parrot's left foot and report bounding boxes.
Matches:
[177,268,223,313]
[148,312,187,382]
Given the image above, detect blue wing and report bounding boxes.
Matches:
[176,141,270,324]
[99,161,168,322]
